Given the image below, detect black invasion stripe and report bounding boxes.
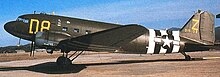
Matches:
[166,43,174,53]
[166,30,173,35]
[154,30,161,54]
[155,30,161,36]
[154,43,161,54]
[166,35,174,53]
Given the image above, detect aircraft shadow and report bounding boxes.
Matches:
[0,58,205,74]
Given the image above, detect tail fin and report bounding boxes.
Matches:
[180,10,215,45]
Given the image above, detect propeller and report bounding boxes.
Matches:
[17,38,21,47]
[30,34,36,57]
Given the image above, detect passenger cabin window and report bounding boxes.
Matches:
[57,19,61,27]
[73,28,80,33]
[85,30,91,34]
[62,27,68,31]
[66,21,70,24]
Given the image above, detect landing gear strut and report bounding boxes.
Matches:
[180,51,191,61]
[56,51,84,66]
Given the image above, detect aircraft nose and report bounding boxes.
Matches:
[4,21,18,34]
[4,21,27,36]
[4,21,32,41]
[4,21,16,34]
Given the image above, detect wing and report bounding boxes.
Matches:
[57,24,147,51]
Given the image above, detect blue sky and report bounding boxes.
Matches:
[0,0,220,47]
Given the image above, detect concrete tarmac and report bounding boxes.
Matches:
[0,51,219,77]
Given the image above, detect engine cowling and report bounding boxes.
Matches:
[35,31,71,53]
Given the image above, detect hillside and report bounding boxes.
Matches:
[0,44,31,53]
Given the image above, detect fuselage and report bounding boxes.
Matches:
[3,10,217,64]
[4,12,214,54]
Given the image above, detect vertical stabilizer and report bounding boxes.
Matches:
[180,10,215,45]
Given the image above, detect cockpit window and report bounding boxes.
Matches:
[16,18,29,23]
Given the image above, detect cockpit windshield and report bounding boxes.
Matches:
[16,17,29,23]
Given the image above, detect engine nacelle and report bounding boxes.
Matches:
[35,32,58,47]
[35,31,71,53]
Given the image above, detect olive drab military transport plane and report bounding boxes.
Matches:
[4,10,216,66]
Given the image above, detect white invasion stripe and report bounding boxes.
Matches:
[172,31,180,53]
[159,30,167,53]
[147,29,155,54]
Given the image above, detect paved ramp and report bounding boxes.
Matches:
[0,51,219,77]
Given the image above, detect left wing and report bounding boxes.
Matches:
[57,24,147,51]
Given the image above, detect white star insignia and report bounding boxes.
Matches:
[162,36,172,48]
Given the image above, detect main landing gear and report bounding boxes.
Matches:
[56,51,84,66]
[180,51,192,61]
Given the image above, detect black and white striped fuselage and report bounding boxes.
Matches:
[147,29,181,54]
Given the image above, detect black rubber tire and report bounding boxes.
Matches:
[185,55,192,61]
[56,56,72,66]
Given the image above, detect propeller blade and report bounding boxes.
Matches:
[30,41,34,56]
[30,33,36,57]
[17,38,21,47]
[33,42,35,57]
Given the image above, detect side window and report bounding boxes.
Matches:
[73,28,80,33]
[66,20,70,24]
[16,18,29,23]
[85,30,91,34]
[62,27,68,31]
[57,19,61,27]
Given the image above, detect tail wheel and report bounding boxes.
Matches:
[180,51,192,61]
[185,55,192,61]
